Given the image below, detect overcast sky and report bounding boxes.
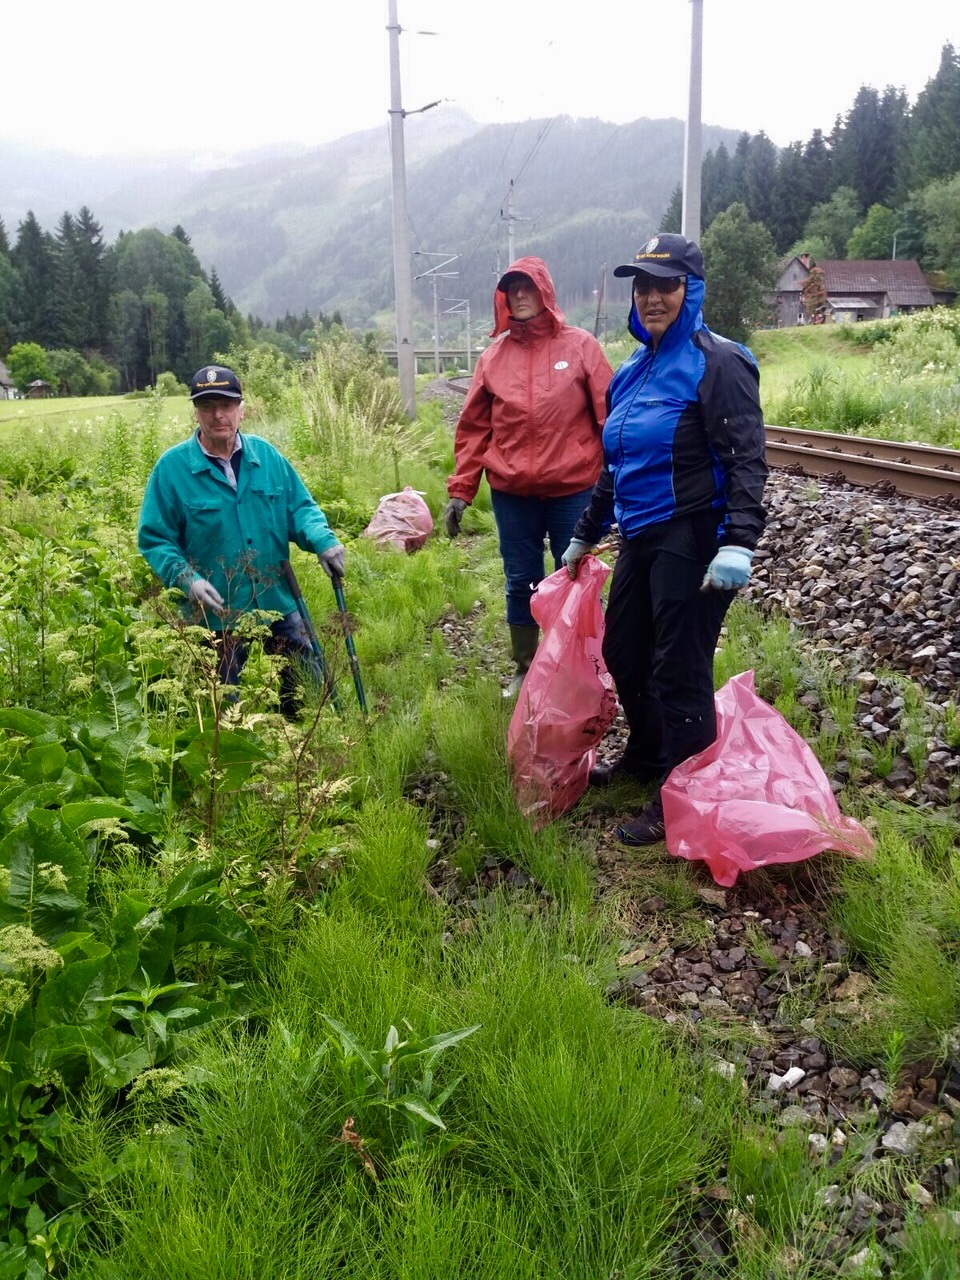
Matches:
[7,1,958,159]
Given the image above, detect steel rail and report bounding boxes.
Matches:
[765,425,960,501]
[444,378,960,501]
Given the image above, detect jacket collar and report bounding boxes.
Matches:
[505,309,556,344]
[627,275,706,352]
[189,430,261,480]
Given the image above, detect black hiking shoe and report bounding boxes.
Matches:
[617,797,667,846]
[589,757,663,788]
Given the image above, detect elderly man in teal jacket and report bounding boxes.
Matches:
[138,363,345,713]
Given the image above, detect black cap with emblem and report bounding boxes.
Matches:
[189,365,243,400]
[613,233,705,280]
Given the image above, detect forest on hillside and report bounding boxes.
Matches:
[1,42,958,391]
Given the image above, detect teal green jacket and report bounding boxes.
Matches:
[138,432,339,629]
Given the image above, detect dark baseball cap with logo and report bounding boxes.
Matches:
[613,233,705,280]
[189,364,243,401]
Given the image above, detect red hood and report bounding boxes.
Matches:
[490,255,566,338]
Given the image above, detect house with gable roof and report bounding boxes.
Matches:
[771,255,936,328]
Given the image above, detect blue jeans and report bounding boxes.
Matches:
[490,486,594,626]
[217,610,321,716]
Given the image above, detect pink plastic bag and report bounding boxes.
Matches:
[363,487,434,552]
[662,670,873,887]
[508,557,618,825]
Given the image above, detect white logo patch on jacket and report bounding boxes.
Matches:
[553,361,569,370]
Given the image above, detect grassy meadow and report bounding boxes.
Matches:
[0,326,958,1278]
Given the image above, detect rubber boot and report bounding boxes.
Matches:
[504,624,539,699]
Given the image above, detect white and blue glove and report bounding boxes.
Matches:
[702,546,753,591]
[188,577,225,615]
[561,538,593,579]
[317,543,346,580]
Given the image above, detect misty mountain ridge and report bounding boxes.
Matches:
[0,108,742,327]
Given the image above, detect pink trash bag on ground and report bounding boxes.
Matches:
[508,557,618,826]
[661,670,874,887]
[363,486,434,552]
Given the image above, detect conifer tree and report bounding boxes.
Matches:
[12,212,57,345]
[905,43,960,188]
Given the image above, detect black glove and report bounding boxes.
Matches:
[444,498,468,538]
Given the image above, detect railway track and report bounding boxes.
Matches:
[443,377,960,501]
[765,426,960,502]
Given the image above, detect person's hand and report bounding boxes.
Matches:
[444,498,468,538]
[561,538,593,579]
[702,546,753,591]
[317,543,346,579]
[188,577,225,614]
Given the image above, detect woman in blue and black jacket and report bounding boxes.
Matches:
[563,233,767,845]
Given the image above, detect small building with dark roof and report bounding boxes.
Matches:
[770,256,937,328]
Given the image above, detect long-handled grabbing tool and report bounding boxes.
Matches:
[280,559,343,712]
[331,572,368,715]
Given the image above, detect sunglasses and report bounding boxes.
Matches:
[633,275,686,296]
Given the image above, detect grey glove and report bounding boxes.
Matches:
[562,538,592,579]
[317,543,346,580]
[444,498,468,538]
[188,577,225,615]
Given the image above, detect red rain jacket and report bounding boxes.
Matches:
[447,256,612,502]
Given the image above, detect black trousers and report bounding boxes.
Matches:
[602,513,734,780]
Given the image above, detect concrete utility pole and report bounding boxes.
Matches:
[681,0,704,243]
[387,2,416,416]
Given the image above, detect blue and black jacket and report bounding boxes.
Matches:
[572,275,767,549]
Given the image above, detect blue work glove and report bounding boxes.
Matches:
[562,538,593,579]
[188,577,225,615]
[317,543,346,579]
[702,546,753,591]
[444,498,467,538]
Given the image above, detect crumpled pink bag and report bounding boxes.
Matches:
[662,670,873,887]
[508,557,618,826]
[363,487,434,552]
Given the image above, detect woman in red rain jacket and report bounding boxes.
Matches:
[444,256,612,695]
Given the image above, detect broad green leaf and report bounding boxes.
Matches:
[394,1095,446,1129]
[59,800,138,833]
[99,730,155,799]
[135,914,178,985]
[30,1025,113,1076]
[34,954,118,1034]
[175,905,258,960]
[163,861,223,911]
[179,727,271,789]
[0,811,89,932]
[0,708,59,742]
[21,743,67,785]
[420,1025,481,1052]
[321,1015,379,1077]
[1,784,67,829]
[54,932,111,963]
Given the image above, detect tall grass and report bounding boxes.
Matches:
[763,309,960,444]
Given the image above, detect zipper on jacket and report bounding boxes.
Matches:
[616,346,657,465]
